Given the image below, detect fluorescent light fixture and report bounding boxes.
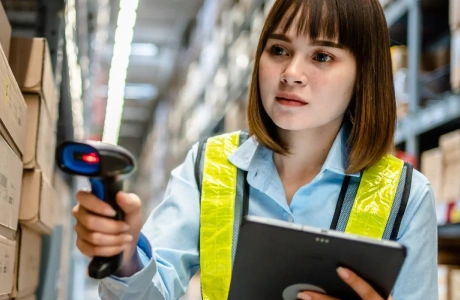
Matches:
[97,83,158,101]
[102,0,140,144]
[65,0,85,140]
[131,43,159,57]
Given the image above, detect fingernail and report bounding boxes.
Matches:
[124,235,133,242]
[297,293,311,300]
[122,224,130,231]
[337,267,350,279]
[106,208,117,217]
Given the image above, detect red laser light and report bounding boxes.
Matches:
[82,153,100,164]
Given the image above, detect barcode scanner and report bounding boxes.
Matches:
[55,140,136,279]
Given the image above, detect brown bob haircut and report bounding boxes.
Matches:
[247,0,396,174]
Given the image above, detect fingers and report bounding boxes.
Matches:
[72,204,130,234]
[116,192,141,215]
[337,268,384,300]
[76,190,117,217]
[297,292,338,300]
[76,237,125,258]
[74,223,133,247]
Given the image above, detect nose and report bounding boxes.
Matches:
[281,56,307,86]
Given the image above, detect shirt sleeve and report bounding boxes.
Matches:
[391,172,438,300]
[98,143,201,300]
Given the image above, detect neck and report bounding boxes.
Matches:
[273,121,343,181]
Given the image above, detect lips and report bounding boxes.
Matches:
[275,92,308,106]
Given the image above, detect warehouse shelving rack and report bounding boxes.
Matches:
[1,0,96,299]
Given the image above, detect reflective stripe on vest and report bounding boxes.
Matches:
[345,155,404,239]
[197,131,410,300]
[199,132,241,300]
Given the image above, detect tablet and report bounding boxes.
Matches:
[228,216,407,300]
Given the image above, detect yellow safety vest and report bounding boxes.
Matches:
[195,131,413,300]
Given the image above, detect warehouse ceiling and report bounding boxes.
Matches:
[99,0,204,157]
[1,0,204,158]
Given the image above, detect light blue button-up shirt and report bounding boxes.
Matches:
[99,129,438,300]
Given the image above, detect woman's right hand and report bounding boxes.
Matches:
[72,190,144,276]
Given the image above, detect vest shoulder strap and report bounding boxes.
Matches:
[194,131,249,193]
[330,155,413,241]
[196,130,249,300]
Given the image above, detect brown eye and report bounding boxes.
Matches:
[314,52,333,63]
[270,45,288,56]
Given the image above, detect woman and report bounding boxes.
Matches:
[72,0,438,299]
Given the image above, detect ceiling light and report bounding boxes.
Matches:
[130,43,159,57]
[102,0,140,144]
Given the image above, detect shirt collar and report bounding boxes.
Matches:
[228,135,258,171]
[228,126,360,177]
[321,126,360,177]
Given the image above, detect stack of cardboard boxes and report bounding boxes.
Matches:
[421,130,460,206]
[451,0,460,92]
[438,265,460,300]
[0,3,29,300]
[0,2,62,299]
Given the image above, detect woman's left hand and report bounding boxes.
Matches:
[297,267,393,300]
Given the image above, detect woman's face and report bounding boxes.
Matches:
[258,22,357,132]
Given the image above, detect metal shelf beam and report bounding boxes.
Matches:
[438,224,460,239]
[395,94,460,144]
[384,0,413,27]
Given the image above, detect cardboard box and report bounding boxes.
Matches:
[451,0,460,30]
[23,94,56,181]
[451,269,460,300]
[0,135,23,236]
[8,38,56,122]
[421,148,444,203]
[20,170,55,235]
[439,265,460,300]
[440,130,460,161]
[0,2,11,59]
[11,226,41,299]
[443,162,460,201]
[16,295,36,300]
[0,236,15,300]
[0,42,27,157]
[452,29,460,92]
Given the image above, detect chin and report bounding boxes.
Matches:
[272,118,320,131]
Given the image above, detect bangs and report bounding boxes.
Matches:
[266,0,372,50]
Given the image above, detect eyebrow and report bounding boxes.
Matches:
[268,33,344,49]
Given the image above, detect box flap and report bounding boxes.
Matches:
[20,171,41,223]
[23,93,55,181]
[0,42,27,155]
[23,94,40,167]
[37,99,55,181]
[0,135,23,232]
[39,177,55,231]
[0,2,11,59]
[0,235,15,298]
[17,226,41,297]
[42,42,56,123]
[9,38,55,119]
[20,170,54,234]
[9,38,44,93]
[0,121,21,159]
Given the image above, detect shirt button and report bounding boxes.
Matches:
[287,215,294,223]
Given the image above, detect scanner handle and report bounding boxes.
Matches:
[88,178,125,279]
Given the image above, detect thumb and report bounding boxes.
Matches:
[116,192,142,216]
